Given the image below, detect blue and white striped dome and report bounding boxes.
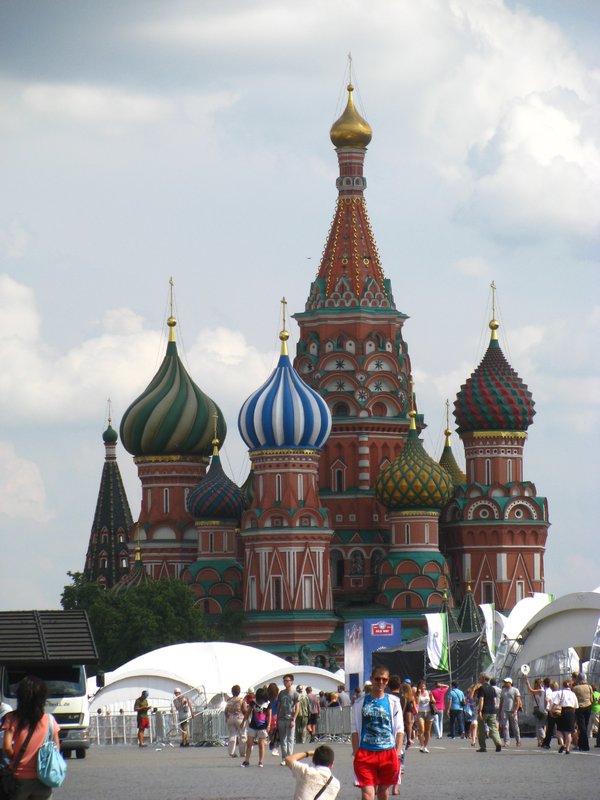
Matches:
[238,335,331,451]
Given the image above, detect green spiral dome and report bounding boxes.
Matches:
[375,427,453,511]
[120,340,226,457]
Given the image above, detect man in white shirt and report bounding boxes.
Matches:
[498,678,522,748]
[285,745,340,800]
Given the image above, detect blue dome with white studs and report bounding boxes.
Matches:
[238,330,332,451]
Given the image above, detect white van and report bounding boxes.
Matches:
[0,663,91,759]
[0,610,98,760]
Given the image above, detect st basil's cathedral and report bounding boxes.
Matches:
[83,83,550,659]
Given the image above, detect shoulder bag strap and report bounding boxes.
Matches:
[9,721,37,774]
[314,775,333,800]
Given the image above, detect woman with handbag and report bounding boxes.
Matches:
[464,685,479,746]
[551,679,579,754]
[415,681,434,754]
[1,675,61,799]
[525,677,548,746]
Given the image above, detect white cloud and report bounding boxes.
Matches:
[138,4,323,47]
[102,308,145,335]
[415,1,600,241]
[9,82,239,135]
[23,84,170,124]
[0,441,51,523]
[0,275,276,431]
[0,274,41,343]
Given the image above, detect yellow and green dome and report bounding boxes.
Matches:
[375,414,453,511]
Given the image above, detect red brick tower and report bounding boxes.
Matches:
[238,303,337,650]
[440,291,549,612]
[292,84,414,606]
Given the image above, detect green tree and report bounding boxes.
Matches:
[61,573,218,670]
[61,571,102,610]
[214,607,246,643]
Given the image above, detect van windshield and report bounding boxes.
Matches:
[3,666,85,698]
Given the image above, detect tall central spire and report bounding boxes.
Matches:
[304,82,395,311]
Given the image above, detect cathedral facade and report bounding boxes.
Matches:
[84,84,549,657]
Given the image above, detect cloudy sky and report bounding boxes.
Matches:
[0,0,598,611]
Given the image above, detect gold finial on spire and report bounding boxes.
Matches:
[409,376,417,430]
[489,280,499,340]
[107,397,112,428]
[167,276,177,342]
[279,297,289,356]
[330,61,372,149]
[444,399,452,446]
[211,412,219,456]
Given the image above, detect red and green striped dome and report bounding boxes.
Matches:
[454,337,534,434]
[375,426,453,512]
[187,452,245,521]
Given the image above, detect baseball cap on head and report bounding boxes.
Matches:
[174,688,181,694]
[503,677,513,684]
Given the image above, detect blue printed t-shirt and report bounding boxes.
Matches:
[359,694,395,751]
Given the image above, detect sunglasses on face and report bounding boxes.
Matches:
[372,677,389,683]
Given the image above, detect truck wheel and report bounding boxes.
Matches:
[75,749,86,759]
[62,749,72,759]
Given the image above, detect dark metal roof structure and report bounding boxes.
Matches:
[0,611,98,665]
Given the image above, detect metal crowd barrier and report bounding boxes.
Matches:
[314,706,351,742]
[90,706,351,747]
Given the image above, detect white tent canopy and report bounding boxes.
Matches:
[492,591,600,681]
[89,642,343,713]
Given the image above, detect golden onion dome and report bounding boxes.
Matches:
[330,84,372,149]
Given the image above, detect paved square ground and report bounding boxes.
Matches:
[57,737,599,800]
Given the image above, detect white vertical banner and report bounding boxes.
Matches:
[587,616,600,684]
[425,612,448,671]
[479,603,495,659]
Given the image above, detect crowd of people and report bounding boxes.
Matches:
[3,668,599,800]
[221,676,352,768]
[221,674,342,798]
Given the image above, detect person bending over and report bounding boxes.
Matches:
[285,745,340,800]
